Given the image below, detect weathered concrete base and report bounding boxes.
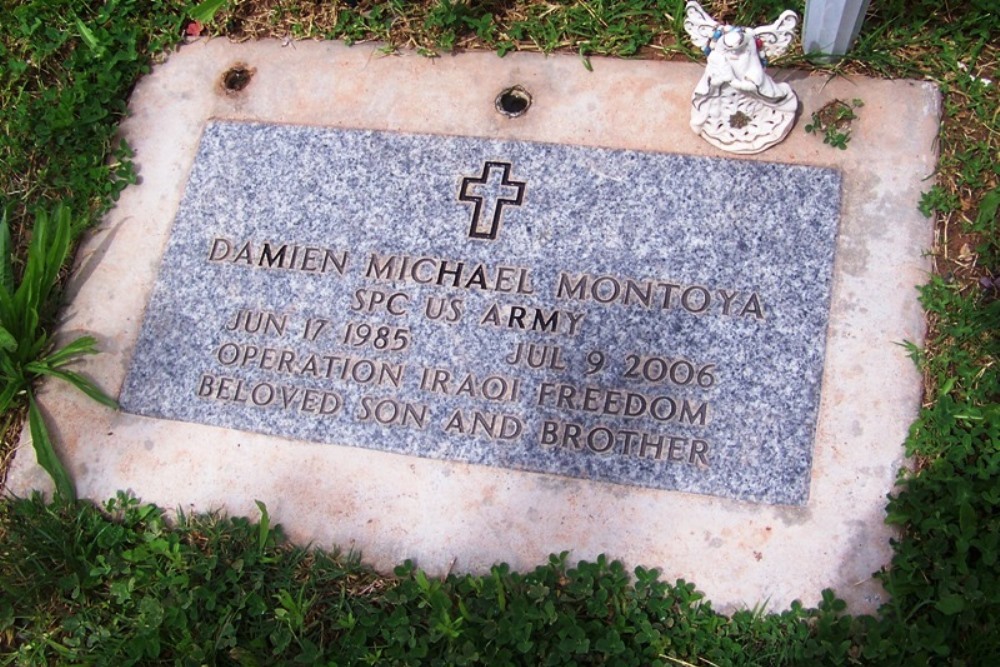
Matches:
[7,40,939,613]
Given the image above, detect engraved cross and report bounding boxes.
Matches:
[459,161,526,240]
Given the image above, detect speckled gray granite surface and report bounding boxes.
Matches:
[121,121,840,505]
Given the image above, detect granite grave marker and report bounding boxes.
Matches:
[121,121,839,505]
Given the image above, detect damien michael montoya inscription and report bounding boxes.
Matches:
[208,238,766,320]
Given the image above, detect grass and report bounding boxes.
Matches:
[0,492,898,665]
[0,0,998,664]
[0,0,188,237]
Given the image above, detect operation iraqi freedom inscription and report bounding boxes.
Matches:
[121,121,841,505]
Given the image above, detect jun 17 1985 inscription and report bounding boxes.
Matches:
[121,121,840,505]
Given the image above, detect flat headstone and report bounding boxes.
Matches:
[7,40,939,613]
[122,122,839,505]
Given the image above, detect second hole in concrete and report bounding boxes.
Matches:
[222,65,254,92]
[495,86,531,117]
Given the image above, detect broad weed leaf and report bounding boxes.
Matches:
[28,392,76,502]
[0,290,16,335]
[975,187,999,232]
[935,594,966,616]
[0,378,21,412]
[40,335,100,368]
[0,210,13,295]
[959,502,977,537]
[29,367,118,409]
[0,325,16,352]
[40,206,72,304]
[255,499,271,552]
[2,205,115,496]
[75,18,101,54]
[190,0,228,23]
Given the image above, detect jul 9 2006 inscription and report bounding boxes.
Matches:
[121,121,840,505]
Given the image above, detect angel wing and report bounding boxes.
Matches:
[683,1,720,52]
[752,10,799,60]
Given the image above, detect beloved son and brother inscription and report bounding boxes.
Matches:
[121,121,840,505]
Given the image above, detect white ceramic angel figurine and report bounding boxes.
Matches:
[683,1,799,154]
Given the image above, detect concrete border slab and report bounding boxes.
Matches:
[7,39,939,613]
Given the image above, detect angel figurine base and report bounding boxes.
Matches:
[690,79,797,154]
[684,2,800,155]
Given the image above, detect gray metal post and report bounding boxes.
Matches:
[803,0,872,61]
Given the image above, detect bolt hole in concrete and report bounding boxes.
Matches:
[222,65,254,92]
[495,86,532,117]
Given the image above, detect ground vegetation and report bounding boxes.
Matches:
[1,1,997,663]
